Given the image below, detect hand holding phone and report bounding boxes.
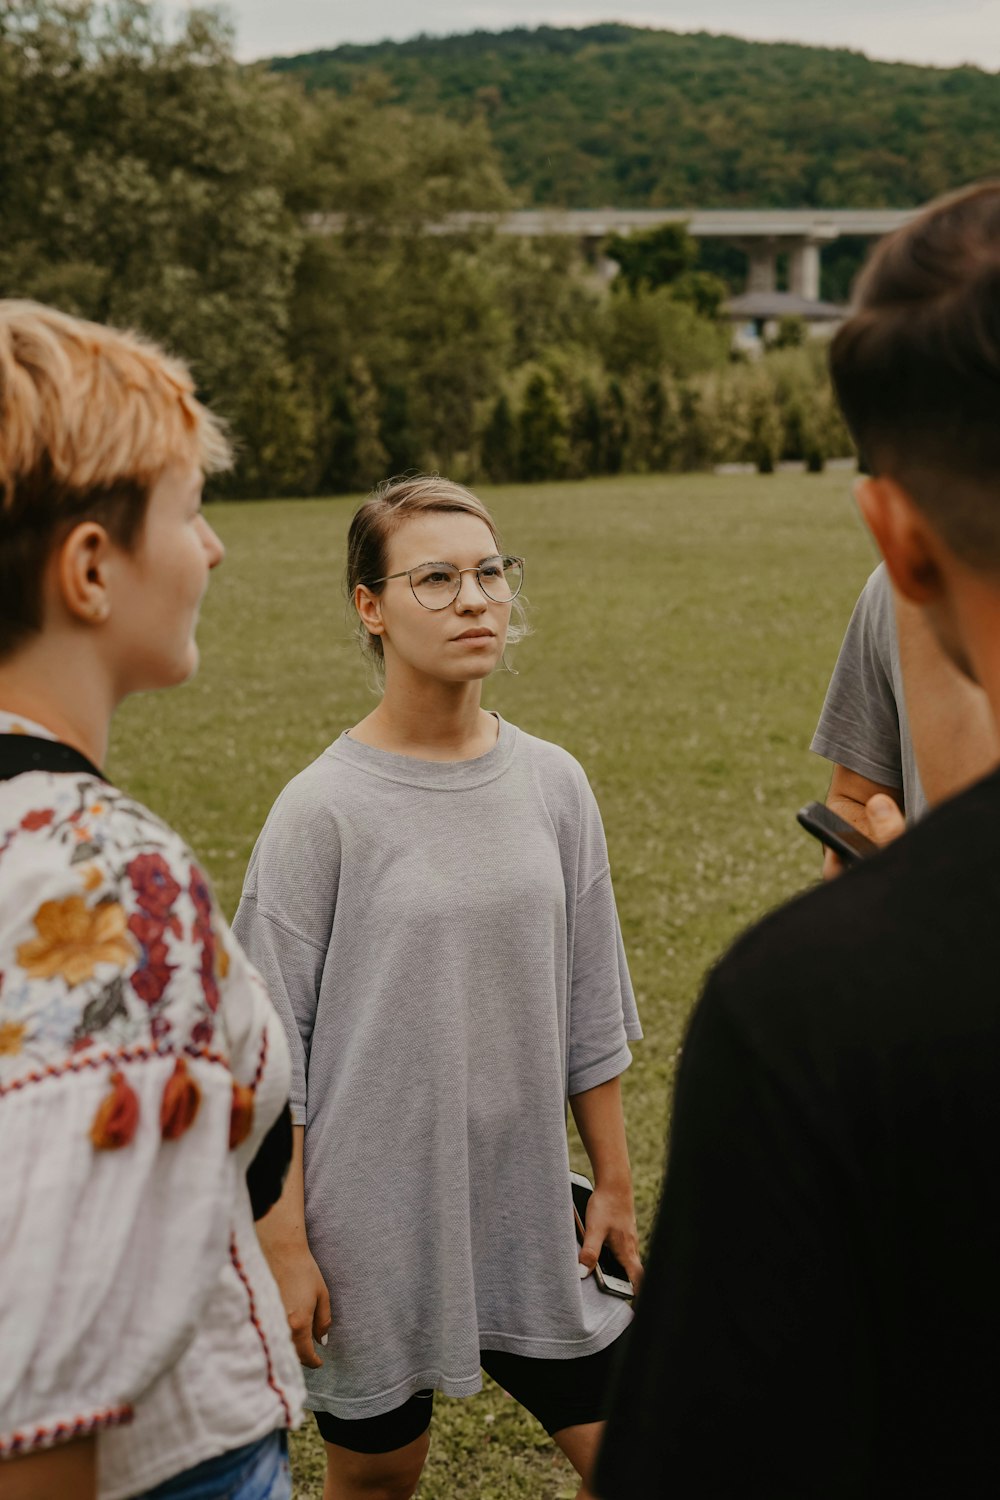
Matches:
[797,801,879,866]
[570,1171,635,1299]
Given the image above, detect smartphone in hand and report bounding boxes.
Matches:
[570,1170,634,1300]
[797,801,879,866]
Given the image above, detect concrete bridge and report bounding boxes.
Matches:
[308,207,917,298]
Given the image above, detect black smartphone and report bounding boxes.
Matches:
[797,800,879,865]
[569,1171,634,1299]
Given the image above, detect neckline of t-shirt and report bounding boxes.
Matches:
[329,714,518,789]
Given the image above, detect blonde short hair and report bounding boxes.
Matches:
[346,474,527,672]
[0,300,231,657]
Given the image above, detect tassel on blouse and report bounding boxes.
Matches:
[90,1070,140,1150]
[160,1057,201,1140]
[229,1082,255,1149]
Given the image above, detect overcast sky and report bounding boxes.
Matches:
[165,0,1000,70]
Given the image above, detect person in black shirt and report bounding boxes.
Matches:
[594,181,1000,1498]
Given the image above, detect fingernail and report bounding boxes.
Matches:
[320,1334,328,1346]
[578,1263,590,1279]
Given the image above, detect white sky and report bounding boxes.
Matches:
[165,0,1000,70]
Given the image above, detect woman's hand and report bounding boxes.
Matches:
[578,1181,644,1295]
[823,792,907,879]
[259,1235,332,1369]
[569,1076,644,1294]
[255,1124,330,1367]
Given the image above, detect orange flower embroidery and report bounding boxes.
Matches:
[81,865,104,893]
[0,1020,26,1056]
[17,896,135,986]
[216,931,230,981]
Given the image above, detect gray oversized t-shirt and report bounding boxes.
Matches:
[811,563,927,820]
[233,718,640,1420]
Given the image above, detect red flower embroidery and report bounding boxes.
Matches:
[127,912,175,1006]
[200,949,220,1013]
[132,910,181,948]
[127,853,181,921]
[191,1017,215,1045]
[189,866,220,1012]
[189,866,213,923]
[132,961,173,1006]
[150,1012,173,1042]
[20,809,54,831]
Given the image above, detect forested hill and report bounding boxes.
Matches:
[270,24,1000,208]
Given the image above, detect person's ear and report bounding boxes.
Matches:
[854,475,945,606]
[55,521,113,625]
[354,584,385,638]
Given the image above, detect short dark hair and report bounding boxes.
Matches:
[829,181,1000,567]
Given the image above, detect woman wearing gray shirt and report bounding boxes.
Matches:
[234,476,642,1500]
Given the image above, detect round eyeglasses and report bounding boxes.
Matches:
[371,554,525,611]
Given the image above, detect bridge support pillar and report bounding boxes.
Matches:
[789,239,821,300]
[745,240,778,294]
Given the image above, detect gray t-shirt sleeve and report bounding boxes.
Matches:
[811,565,904,789]
[232,771,340,1125]
[566,773,642,1097]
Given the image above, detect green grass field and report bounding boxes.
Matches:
[110,470,877,1497]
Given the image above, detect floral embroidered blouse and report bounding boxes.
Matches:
[0,713,303,1498]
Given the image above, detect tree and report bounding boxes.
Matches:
[604,224,698,296]
[379,383,422,477]
[518,371,568,482]
[769,315,808,350]
[286,88,514,484]
[674,382,715,471]
[670,270,729,322]
[0,1,309,494]
[600,380,628,475]
[603,288,730,378]
[745,375,784,474]
[0,8,857,493]
[280,25,1000,215]
[567,382,604,479]
[481,394,518,484]
[349,357,390,492]
[634,375,679,472]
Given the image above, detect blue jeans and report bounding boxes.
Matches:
[139,1430,291,1500]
